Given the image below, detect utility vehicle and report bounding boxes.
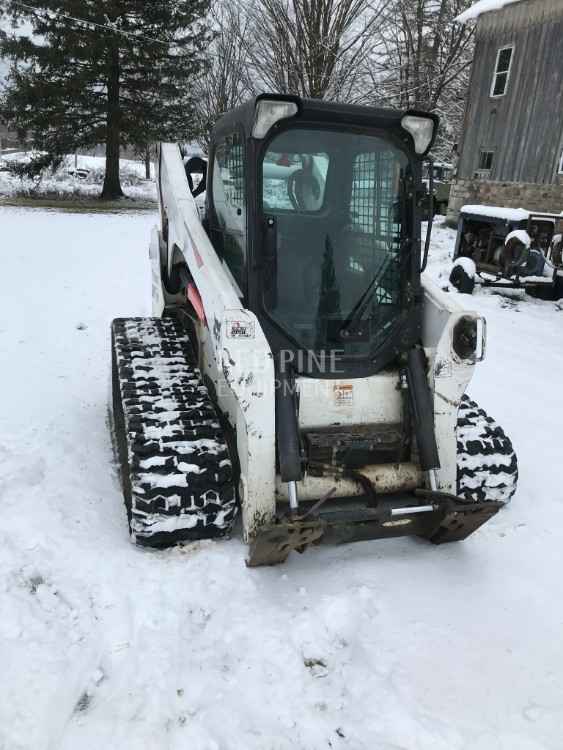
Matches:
[111,95,517,565]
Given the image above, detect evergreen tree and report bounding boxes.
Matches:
[0,1,212,198]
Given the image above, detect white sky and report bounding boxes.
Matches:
[0,16,34,81]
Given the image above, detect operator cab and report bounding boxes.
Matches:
[189,95,438,378]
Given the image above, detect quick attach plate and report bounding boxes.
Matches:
[246,517,325,567]
[245,490,503,566]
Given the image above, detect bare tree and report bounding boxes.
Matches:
[193,3,255,148]
[194,0,473,157]
[244,0,391,101]
[367,0,474,108]
[364,0,475,156]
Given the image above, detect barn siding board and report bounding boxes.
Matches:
[543,21,563,183]
[457,0,563,187]
[523,20,559,184]
[516,21,544,183]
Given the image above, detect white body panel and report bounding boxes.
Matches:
[153,143,484,537]
[422,275,483,493]
[296,373,402,430]
[156,144,277,539]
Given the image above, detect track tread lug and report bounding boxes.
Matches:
[111,317,237,547]
[456,394,518,504]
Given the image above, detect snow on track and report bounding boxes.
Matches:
[1,209,563,749]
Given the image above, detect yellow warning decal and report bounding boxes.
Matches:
[333,383,353,405]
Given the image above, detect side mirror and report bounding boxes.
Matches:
[184,156,207,199]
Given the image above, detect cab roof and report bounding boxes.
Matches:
[212,95,423,140]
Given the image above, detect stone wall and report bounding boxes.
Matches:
[446,178,563,226]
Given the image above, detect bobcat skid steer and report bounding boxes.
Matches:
[111,94,518,566]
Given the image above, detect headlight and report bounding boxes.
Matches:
[252,97,299,139]
[401,113,438,155]
[452,315,486,362]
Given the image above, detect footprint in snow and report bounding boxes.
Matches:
[72,667,106,715]
[27,573,45,594]
[304,657,328,678]
[74,692,92,713]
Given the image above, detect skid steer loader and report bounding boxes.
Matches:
[111,94,518,566]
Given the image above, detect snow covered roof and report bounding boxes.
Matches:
[456,0,525,23]
[461,204,530,220]
[461,205,563,221]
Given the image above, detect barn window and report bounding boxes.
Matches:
[491,46,514,97]
[479,150,494,171]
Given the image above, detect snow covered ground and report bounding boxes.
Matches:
[0,153,156,202]
[1,209,563,750]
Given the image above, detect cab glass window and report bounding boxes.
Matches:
[260,128,408,357]
[263,150,329,212]
[211,131,246,293]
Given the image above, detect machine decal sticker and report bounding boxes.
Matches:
[187,282,207,326]
[333,383,353,405]
[226,320,255,339]
[193,245,204,269]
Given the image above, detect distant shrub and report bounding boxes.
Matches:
[5,153,63,191]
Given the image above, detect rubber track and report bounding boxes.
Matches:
[112,317,237,547]
[456,394,518,504]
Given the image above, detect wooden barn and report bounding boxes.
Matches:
[447,0,563,223]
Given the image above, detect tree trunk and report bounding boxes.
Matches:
[145,146,151,180]
[102,43,124,199]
